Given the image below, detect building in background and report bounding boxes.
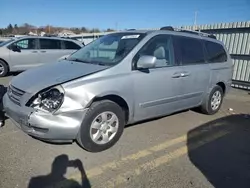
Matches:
[57,30,76,37]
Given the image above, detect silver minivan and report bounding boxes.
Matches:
[0,36,83,76]
[3,27,233,152]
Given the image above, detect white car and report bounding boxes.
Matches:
[0,36,84,76]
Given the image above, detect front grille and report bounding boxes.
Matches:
[8,85,25,106]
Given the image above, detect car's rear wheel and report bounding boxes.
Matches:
[200,85,224,115]
[77,100,125,152]
[0,60,8,77]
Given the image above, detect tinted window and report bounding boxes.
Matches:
[136,35,174,68]
[39,39,61,49]
[64,41,81,50]
[174,36,205,65]
[205,41,227,63]
[14,39,36,49]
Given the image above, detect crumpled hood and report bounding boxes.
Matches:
[10,60,108,94]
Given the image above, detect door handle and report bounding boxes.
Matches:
[172,73,181,78]
[31,51,38,53]
[40,51,46,53]
[181,72,191,77]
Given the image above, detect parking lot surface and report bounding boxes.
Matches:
[1,74,250,188]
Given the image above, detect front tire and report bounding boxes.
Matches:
[77,100,125,152]
[200,85,224,115]
[0,60,8,77]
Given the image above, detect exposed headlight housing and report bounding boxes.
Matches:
[29,86,64,113]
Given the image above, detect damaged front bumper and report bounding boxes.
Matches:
[3,94,88,142]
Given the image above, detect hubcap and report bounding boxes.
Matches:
[211,91,222,111]
[0,64,4,74]
[90,111,119,145]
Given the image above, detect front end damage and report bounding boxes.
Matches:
[3,84,90,142]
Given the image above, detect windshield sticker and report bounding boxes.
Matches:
[121,35,140,39]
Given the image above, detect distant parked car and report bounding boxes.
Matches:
[0,36,83,76]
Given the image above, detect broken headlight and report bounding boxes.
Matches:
[30,86,64,113]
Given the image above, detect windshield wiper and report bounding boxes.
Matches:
[69,58,109,66]
[69,58,89,64]
[89,61,109,66]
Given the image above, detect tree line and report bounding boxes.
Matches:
[0,23,115,36]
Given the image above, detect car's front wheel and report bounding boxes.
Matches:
[0,60,8,77]
[77,100,125,152]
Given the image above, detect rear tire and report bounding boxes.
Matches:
[0,60,8,77]
[77,100,125,152]
[200,85,224,115]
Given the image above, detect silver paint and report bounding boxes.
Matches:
[3,30,233,143]
[0,36,83,72]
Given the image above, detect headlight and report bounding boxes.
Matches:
[30,86,64,113]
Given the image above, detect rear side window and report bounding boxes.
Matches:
[174,36,205,65]
[205,41,227,63]
[39,39,61,49]
[63,41,81,50]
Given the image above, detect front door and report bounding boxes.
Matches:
[132,34,185,122]
[173,36,210,109]
[9,38,39,71]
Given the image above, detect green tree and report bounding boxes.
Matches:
[7,24,13,34]
[90,28,100,33]
[81,27,88,32]
[106,28,115,32]
[13,24,18,34]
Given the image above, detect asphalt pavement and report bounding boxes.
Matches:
[0,74,250,188]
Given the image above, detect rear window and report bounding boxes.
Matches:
[174,36,205,65]
[205,41,227,63]
[63,41,81,50]
[39,39,61,49]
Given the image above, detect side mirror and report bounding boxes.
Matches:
[137,55,156,69]
[12,44,21,52]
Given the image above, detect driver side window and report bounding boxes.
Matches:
[135,35,175,68]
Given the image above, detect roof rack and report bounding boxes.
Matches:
[160,26,216,39]
[177,28,217,39]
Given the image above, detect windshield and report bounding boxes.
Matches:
[67,33,146,66]
[0,39,15,47]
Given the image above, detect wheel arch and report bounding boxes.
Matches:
[0,58,9,71]
[216,82,226,94]
[87,94,131,124]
